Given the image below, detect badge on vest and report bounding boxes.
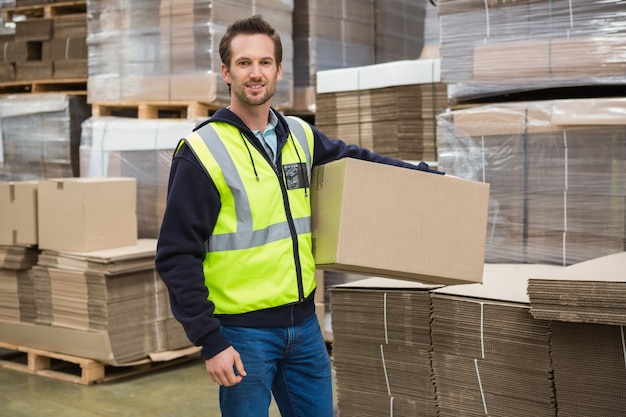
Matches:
[283,163,309,190]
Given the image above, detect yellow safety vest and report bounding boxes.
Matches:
[180,116,316,315]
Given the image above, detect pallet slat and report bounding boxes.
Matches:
[3,0,86,22]
[91,101,217,119]
[0,79,87,96]
[0,341,201,385]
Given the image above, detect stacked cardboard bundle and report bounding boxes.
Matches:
[436,0,626,103]
[528,252,626,416]
[33,239,190,364]
[0,181,39,323]
[79,117,198,238]
[431,264,562,417]
[86,0,293,108]
[0,246,39,323]
[437,98,626,266]
[548,321,626,416]
[292,0,426,112]
[0,1,88,82]
[329,278,439,417]
[315,59,447,161]
[0,94,91,181]
[527,252,626,325]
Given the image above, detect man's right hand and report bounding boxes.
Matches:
[205,346,247,387]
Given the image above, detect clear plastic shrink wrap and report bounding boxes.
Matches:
[79,116,198,239]
[0,94,90,180]
[86,0,294,108]
[437,0,626,103]
[437,98,626,266]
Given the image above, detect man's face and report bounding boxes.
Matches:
[222,34,283,108]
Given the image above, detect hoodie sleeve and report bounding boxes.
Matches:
[155,143,231,360]
[310,124,444,174]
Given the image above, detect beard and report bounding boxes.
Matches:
[231,78,278,107]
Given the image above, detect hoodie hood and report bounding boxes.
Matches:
[194,107,291,144]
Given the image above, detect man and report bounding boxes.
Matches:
[155,14,442,417]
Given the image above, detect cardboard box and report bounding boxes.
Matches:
[0,181,38,246]
[37,177,137,252]
[311,158,490,285]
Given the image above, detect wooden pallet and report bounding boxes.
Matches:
[0,78,87,95]
[91,101,218,119]
[2,0,86,22]
[0,341,202,385]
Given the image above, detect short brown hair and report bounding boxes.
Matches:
[219,15,283,69]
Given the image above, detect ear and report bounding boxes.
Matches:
[221,63,231,84]
[276,63,283,82]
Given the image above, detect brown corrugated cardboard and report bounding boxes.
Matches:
[37,177,137,252]
[0,320,199,366]
[0,181,38,246]
[311,158,490,285]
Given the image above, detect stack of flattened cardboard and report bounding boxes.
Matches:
[316,59,446,161]
[291,0,426,113]
[330,278,439,417]
[0,94,91,181]
[431,264,562,417]
[548,321,626,416]
[33,239,190,364]
[527,252,626,416]
[87,0,293,108]
[527,252,626,325]
[437,98,626,266]
[0,246,39,323]
[436,0,626,103]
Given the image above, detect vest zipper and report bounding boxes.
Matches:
[275,152,306,303]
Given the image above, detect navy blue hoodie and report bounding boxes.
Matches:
[155,107,443,360]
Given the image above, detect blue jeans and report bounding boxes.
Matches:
[219,313,333,417]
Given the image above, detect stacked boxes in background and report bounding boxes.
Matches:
[1,0,88,83]
[292,0,426,113]
[436,0,626,104]
[86,0,294,108]
[0,176,194,365]
[315,59,446,162]
[0,94,90,181]
[437,98,626,266]
[79,117,198,238]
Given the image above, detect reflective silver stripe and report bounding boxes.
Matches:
[286,117,312,169]
[194,123,252,233]
[210,217,311,251]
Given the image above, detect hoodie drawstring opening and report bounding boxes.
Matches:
[239,131,260,181]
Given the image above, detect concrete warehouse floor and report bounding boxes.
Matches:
[0,352,340,417]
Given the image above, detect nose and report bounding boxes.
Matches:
[249,62,262,78]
